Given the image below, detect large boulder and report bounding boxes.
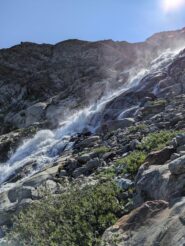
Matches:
[25,102,47,127]
[0,164,61,227]
[0,127,38,162]
[5,102,47,129]
[169,155,185,175]
[77,153,91,164]
[144,146,174,166]
[102,118,135,132]
[141,100,166,117]
[74,136,100,149]
[73,158,101,178]
[135,162,185,202]
[64,158,78,173]
[171,134,185,148]
[102,199,185,246]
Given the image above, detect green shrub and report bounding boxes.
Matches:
[115,151,147,175]
[138,130,178,152]
[7,182,124,246]
[98,130,180,179]
[150,99,167,106]
[78,146,110,157]
[127,124,147,134]
[96,167,115,180]
[93,146,110,154]
[115,130,179,176]
[97,151,146,179]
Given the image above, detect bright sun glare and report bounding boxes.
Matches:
[162,0,185,12]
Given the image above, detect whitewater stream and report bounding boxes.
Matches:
[0,48,182,186]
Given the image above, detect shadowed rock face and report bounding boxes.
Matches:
[0,28,185,133]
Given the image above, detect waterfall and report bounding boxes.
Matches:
[0,48,181,185]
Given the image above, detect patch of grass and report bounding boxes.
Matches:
[127,124,147,134]
[7,182,125,246]
[93,146,110,154]
[115,151,147,175]
[78,146,110,157]
[138,130,179,152]
[96,167,115,180]
[150,99,167,106]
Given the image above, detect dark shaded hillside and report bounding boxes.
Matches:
[0,28,185,133]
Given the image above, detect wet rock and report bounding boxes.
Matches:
[104,118,135,132]
[118,106,139,119]
[0,127,38,162]
[22,164,60,187]
[4,160,39,184]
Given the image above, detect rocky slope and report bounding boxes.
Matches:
[0,28,185,244]
[0,28,185,133]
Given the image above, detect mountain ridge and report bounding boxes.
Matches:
[0,27,185,134]
[2,26,185,50]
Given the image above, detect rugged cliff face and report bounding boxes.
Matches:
[0,28,185,133]
[0,28,185,245]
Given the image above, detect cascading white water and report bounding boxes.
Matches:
[0,48,182,185]
[0,85,134,185]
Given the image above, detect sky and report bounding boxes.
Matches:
[0,0,185,48]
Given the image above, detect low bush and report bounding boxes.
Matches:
[98,130,181,179]
[115,151,147,175]
[7,182,124,246]
[138,130,179,152]
[127,124,147,134]
[93,146,110,154]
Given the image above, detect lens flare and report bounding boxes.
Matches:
[162,0,185,12]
